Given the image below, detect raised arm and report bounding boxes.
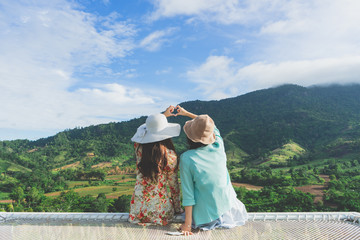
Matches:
[175,105,198,119]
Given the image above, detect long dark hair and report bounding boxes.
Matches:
[137,138,177,182]
[187,137,207,150]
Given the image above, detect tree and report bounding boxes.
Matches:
[6,204,14,212]
[94,193,109,212]
[25,186,43,209]
[109,195,131,212]
[10,186,25,206]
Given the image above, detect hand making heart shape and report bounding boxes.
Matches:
[163,105,188,117]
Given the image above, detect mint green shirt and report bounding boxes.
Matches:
[180,127,237,225]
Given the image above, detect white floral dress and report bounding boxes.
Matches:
[129,143,182,225]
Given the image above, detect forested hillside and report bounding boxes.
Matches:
[3,84,360,166]
[1,84,360,212]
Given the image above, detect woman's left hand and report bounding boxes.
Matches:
[163,105,176,117]
[180,224,193,236]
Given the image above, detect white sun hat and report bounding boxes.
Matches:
[131,113,181,144]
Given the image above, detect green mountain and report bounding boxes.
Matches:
[1,84,360,171]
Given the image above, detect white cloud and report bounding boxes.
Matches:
[150,0,283,24]
[151,0,360,60]
[0,0,161,139]
[157,0,360,99]
[140,28,177,51]
[187,56,239,99]
[77,83,155,105]
[187,55,360,100]
[258,1,360,61]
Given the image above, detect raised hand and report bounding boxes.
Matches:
[175,105,198,119]
[174,105,187,116]
[163,105,176,117]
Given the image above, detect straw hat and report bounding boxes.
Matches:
[131,114,180,144]
[183,114,215,145]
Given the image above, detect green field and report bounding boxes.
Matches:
[0,173,137,202]
[45,184,134,198]
[0,159,31,172]
[67,181,92,189]
[260,141,306,167]
[0,192,9,200]
[105,174,136,181]
[274,152,360,172]
[43,174,136,199]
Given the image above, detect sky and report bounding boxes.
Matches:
[1,0,360,140]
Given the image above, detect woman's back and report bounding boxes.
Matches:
[182,129,229,188]
[129,142,182,225]
[129,110,182,226]
[180,127,237,225]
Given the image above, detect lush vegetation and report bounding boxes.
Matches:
[1,84,360,213]
[5,187,132,213]
[235,186,320,212]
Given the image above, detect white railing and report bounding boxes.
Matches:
[1,212,359,224]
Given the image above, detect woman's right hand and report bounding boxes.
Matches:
[176,105,198,119]
[175,105,188,116]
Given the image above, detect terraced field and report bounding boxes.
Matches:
[44,174,136,199]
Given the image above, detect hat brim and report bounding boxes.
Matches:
[131,123,181,144]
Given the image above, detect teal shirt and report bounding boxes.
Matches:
[180,127,237,225]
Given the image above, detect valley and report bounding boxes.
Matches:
[1,84,359,213]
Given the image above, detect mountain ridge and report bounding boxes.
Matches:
[1,83,360,170]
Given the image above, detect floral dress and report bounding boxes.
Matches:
[129,143,182,225]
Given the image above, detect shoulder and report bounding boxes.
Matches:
[134,143,142,160]
[180,149,194,160]
[134,142,142,151]
[180,150,194,167]
[166,147,176,157]
[165,148,178,165]
[180,149,196,167]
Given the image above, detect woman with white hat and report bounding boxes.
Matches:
[176,105,248,235]
[129,106,183,226]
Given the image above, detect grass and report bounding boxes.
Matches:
[0,159,31,172]
[45,184,134,198]
[67,181,92,189]
[106,174,136,181]
[53,151,67,163]
[0,192,9,200]
[261,141,306,167]
[352,175,360,181]
[53,161,81,171]
[224,132,249,163]
[283,153,360,171]
[0,160,10,172]
[44,174,137,199]
[0,173,136,202]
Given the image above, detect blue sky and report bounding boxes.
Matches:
[1,0,360,140]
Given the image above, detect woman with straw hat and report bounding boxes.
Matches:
[129,106,183,226]
[176,105,248,235]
